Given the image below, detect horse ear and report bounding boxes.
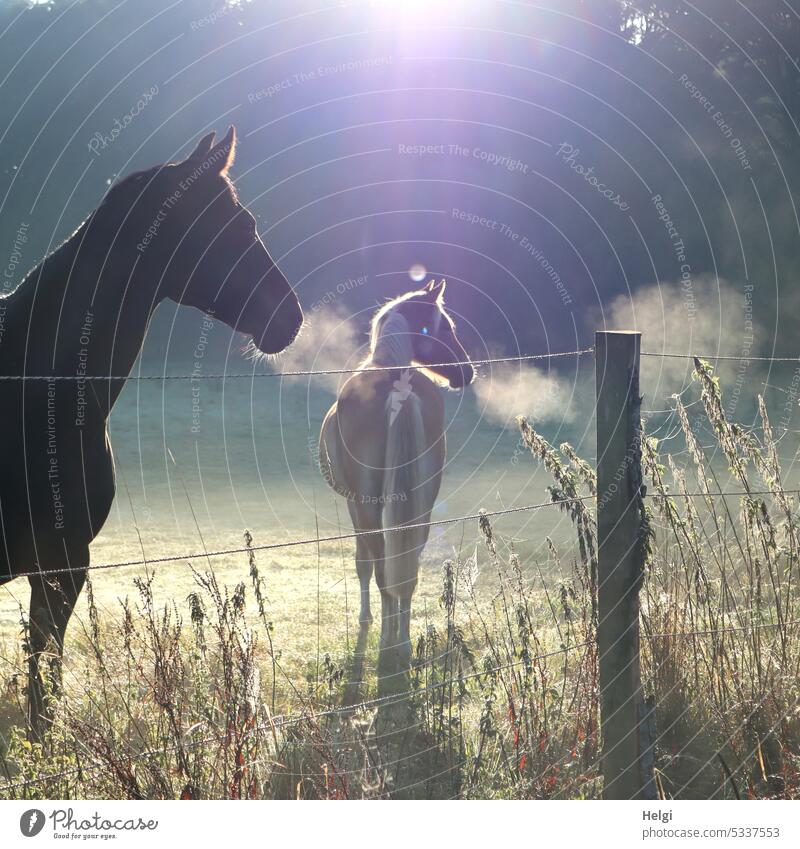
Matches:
[428,279,446,301]
[206,125,237,176]
[185,131,216,161]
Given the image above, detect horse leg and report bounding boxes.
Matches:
[368,534,396,654]
[379,588,398,652]
[27,560,87,741]
[397,592,415,665]
[348,500,385,628]
[356,540,374,625]
[348,503,374,625]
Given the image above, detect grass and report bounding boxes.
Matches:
[1,359,800,799]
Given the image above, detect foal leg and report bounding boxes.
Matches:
[369,533,399,656]
[379,589,399,653]
[356,538,374,625]
[348,500,386,630]
[396,593,415,666]
[348,503,374,625]
[27,559,87,741]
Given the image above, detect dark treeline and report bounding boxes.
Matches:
[0,0,798,366]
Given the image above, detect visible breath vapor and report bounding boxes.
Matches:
[473,361,577,427]
[274,306,365,393]
[599,275,763,407]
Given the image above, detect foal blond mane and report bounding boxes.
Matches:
[363,289,450,386]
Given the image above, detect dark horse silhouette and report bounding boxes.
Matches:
[0,126,303,737]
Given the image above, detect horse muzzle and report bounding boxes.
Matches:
[447,362,475,389]
[249,299,304,355]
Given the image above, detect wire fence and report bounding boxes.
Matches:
[3,608,798,796]
[3,343,800,798]
[1,344,798,383]
[0,348,593,381]
[641,351,800,363]
[5,487,799,584]
[6,496,595,581]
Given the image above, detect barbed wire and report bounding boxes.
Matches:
[4,347,800,382]
[0,639,593,795]
[648,488,800,500]
[4,612,798,795]
[2,488,800,579]
[4,339,800,794]
[0,348,593,382]
[641,351,800,362]
[6,487,800,584]
[642,618,800,640]
[4,496,595,581]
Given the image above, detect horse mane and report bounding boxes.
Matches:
[3,167,162,303]
[1,218,89,306]
[368,300,415,366]
[363,289,453,386]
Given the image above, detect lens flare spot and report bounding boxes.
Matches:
[409,263,426,282]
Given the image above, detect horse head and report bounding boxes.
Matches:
[394,279,474,388]
[129,126,303,355]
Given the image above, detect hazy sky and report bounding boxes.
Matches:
[1,0,797,396]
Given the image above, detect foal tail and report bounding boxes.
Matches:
[383,380,430,602]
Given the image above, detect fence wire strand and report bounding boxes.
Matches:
[0,348,594,382]
[3,613,798,795]
[5,345,800,382]
[5,487,800,583]
[4,496,595,581]
[641,351,800,362]
[4,342,800,796]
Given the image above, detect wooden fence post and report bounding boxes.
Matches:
[595,330,656,800]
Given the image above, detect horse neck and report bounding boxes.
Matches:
[8,216,158,416]
[369,309,414,367]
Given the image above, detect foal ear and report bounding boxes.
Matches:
[426,279,446,302]
[206,125,237,176]
[185,131,216,161]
